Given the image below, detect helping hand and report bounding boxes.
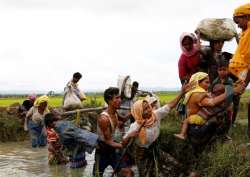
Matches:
[181,81,196,93]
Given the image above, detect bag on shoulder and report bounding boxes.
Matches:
[63,88,82,110]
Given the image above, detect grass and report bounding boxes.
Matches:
[1,91,250,176]
[158,108,250,177]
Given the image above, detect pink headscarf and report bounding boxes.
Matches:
[28,93,37,103]
[180,32,199,57]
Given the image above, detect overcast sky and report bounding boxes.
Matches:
[0,0,249,93]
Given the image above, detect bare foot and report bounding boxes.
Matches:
[189,171,199,177]
[174,133,186,140]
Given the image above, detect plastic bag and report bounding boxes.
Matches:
[117,75,132,98]
[63,88,82,110]
[196,18,237,41]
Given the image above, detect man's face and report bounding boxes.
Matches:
[73,77,81,83]
[213,41,224,52]
[234,15,249,30]
[110,94,121,109]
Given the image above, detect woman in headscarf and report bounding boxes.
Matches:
[25,95,49,147]
[174,72,237,177]
[174,72,228,140]
[178,32,201,84]
[123,83,193,177]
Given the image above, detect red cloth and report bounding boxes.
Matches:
[47,128,59,143]
[178,52,201,83]
[47,128,61,152]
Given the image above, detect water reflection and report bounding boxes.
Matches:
[0,141,138,177]
[0,141,95,177]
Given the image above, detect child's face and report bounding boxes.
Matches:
[218,66,228,79]
[49,121,56,128]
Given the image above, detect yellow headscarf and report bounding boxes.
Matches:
[233,3,250,17]
[131,100,156,145]
[183,72,208,104]
[229,4,250,80]
[34,95,49,112]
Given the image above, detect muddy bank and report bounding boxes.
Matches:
[0,105,100,142]
[0,108,27,142]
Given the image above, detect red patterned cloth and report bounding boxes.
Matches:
[178,52,201,84]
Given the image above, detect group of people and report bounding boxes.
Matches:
[18,2,250,177]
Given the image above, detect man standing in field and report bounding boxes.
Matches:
[62,72,87,110]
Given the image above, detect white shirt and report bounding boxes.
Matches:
[123,105,170,148]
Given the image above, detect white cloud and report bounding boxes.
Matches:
[0,0,249,93]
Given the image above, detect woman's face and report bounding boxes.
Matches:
[142,101,152,119]
[199,77,210,91]
[39,102,47,112]
[182,36,194,52]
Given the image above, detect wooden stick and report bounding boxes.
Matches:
[61,106,130,116]
[111,120,146,177]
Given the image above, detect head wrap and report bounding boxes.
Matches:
[131,100,156,145]
[180,32,199,57]
[183,72,208,104]
[34,95,49,111]
[229,4,250,79]
[234,3,250,17]
[145,96,157,105]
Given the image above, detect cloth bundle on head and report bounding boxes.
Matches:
[234,3,250,17]
[34,95,49,111]
[180,32,199,57]
[229,3,250,80]
[145,95,157,105]
[183,72,208,104]
[131,100,156,145]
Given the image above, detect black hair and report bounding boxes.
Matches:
[132,81,139,88]
[104,87,120,104]
[44,113,57,128]
[209,40,224,49]
[73,72,82,79]
[217,59,229,68]
[222,52,233,61]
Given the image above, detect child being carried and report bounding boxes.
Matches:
[174,83,226,140]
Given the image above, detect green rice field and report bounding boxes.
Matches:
[0,90,249,107]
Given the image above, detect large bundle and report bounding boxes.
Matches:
[117,75,132,99]
[196,18,237,41]
[63,88,82,110]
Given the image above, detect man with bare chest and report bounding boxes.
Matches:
[93,87,134,177]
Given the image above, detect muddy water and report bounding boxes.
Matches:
[0,141,138,177]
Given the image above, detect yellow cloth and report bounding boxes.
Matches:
[34,95,49,112]
[233,3,250,17]
[188,114,205,125]
[229,21,250,80]
[183,72,208,104]
[131,100,156,145]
